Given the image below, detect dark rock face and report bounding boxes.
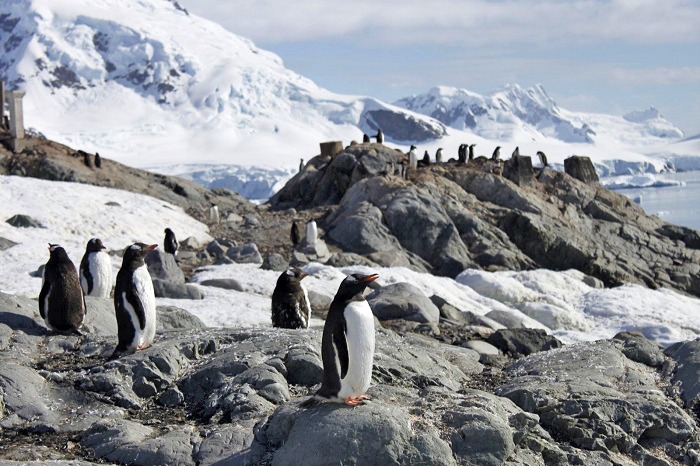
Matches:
[1,291,698,465]
[271,146,700,297]
[487,328,563,358]
[503,155,535,186]
[564,155,599,183]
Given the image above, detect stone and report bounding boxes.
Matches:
[484,310,531,329]
[145,249,185,285]
[226,243,263,264]
[152,279,204,299]
[564,155,599,183]
[367,282,440,324]
[5,214,43,228]
[243,213,261,227]
[503,155,535,186]
[157,305,207,330]
[664,339,700,408]
[199,278,244,291]
[261,253,289,272]
[0,237,18,251]
[180,236,200,250]
[464,340,500,355]
[206,240,229,259]
[325,252,379,268]
[284,346,323,386]
[487,329,562,358]
[613,331,665,367]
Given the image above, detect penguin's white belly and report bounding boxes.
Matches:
[338,300,375,399]
[87,252,112,298]
[124,265,156,349]
[301,284,311,328]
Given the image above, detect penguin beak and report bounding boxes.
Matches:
[361,274,379,283]
[146,244,158,251]
[298,272,308,280]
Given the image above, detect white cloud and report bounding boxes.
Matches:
[180,0,700,46]
[611,67,700,85]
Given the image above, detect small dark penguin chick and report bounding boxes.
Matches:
[163,228,178,256]
[363,133,370,143]
[94,152,102,168]
[290,221,301,247]
[375,129,384,144]
[271,267,311,329]
[40,243,86,334]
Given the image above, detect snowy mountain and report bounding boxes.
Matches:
[394,85,684,145]
[0,0,693,200]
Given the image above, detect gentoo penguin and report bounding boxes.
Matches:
[408,145,418,171]
[209,204,220,224]
[163,228,178,256]
[363,133,370,143]
[83,152,93,168]
[422,150,431,166]
[112,243,158,357]
[306,220,318,246]
[492,146,501,161]
[291,221,301,247]
[458,144,466,163]
[94,152,102,168]
[468,144,476,162]
[435,148,443,163]
[537,151,549,168]
[39,244,86,334]
[512,146,520,158]
[79,238,112,298]
[271,267,311,329]
[310,273,379,406]
[299,158,304,173]
[375,129,384,144]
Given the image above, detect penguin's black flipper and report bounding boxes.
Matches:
[122,286,147,330]
[333,319,349,379]
[38,282,49,320]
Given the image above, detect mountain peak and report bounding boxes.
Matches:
[624,106,662,123]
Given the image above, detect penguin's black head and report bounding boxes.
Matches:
[336,273,379,300]
[48,243,71,262]
[280,267,308,284]
[122,242,157,266]
[86,237,106,252]
[410,145,417,151]
[164,228,173,235]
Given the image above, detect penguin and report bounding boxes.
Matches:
[299,158,304,173]
[39,244,86,334]
[209,204,220,224]
[537,151,549,168]
[375,129,384,144]
[306,220,318,246]
[271,268,311,329]
[458,144,466,163]
[94,152,102,169]
[408,145,418,171]
[83,152,93,168]
[363,133,370,143]
[435,148,443,163]
[79,238,112,298]
[163,228,178,256]
[512,146,520,158]
[307,273,379,406]
[291,221,301,247]
[468,144,476,162]
[492,146,501,161]
[422,150,431,166]
[112,243,158,357]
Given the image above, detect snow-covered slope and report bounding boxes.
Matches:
[0,0,694,200]
[394,85,684,146]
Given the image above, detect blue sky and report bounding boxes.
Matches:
[179,0,700,136]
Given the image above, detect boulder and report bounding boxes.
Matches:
[206,240,229,259]
[564,155,599,183]
[152,279,204,300]
[199,278,243,291]
[367,282,440,324]
[157,305,207,330]
[503,155,535,186]
[6,214,43,228]
[665,338,700,408]
[145,249,185,285]
[487,329,562,358]
[261,253,289,272]
[226,243,263,264]
[0,237,18,251]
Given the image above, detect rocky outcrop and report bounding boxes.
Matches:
[1,291,698,465]
[270,144,700,298]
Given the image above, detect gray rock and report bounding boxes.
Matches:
[325,252,379,268]
[195,421,256,466]
[289,251,309,267]
[665,338,700,408]
[0,237,18,251]
[6,214,43,228]
[464,340,500,355]
[206,240,229,259]
[243,213,261,227]
[564,155,599,183]
[199,278,243,291]
[261,253,289,271]
[431,295,504,330]
[226,243,263,264]
[152,279,204,299]
[157,386,185,407]
[284,345,323,386]
[215,256,235,265]
[484,309,530,329]
[145,249,185,285]
[157,305,207,330]
[180,236,200,250]
[503,155,535,187]
[367,282,439,324]
[487,329,562,358]
[613,331,665,367]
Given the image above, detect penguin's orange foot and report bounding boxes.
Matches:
[345,396,366,406]
[136,343,151,350]
[358,394,370,400]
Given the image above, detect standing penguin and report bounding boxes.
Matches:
[271,268,311,329]
[307,273,378,406]
[422,150,431,166]
[375,129,384,144]
[468,144,476,162]
[435,148,443,163]
[209,204,220,225]
[362,133,370,143]
[79,238,112,298]
[299,158,304,173]
[512,146,520,158]
[458,144,466,163]
[408,145,418,171]
[492,146,501,161]
[163,228,178,256]
[537,151,549,168]
[112,243,158,357]
[94,152,102,169]
[39,244,86,334]
[306,220,318,246]
[83,152,93,168]
[291,221,301,247]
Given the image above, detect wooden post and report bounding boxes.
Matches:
[320,141,343,158]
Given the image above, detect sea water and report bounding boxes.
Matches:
[614,171,700,231]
